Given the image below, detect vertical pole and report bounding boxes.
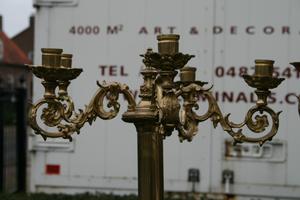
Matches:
[16,87,27,192]
[136,123,164,200]
[122,35,181,200]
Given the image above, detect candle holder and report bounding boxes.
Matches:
[28,35,284,200]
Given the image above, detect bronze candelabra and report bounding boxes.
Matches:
[28,34,284,200]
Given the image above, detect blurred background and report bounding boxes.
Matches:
[0,0,300,200]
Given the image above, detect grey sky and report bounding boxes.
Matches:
[0,0,35,37]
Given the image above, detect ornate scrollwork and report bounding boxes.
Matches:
[141,50,194,70]
[29,36,284,147]
[29,78,136,141]
[175,87,281,146]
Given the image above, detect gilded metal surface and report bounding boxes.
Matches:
[157,34,179,55]
[61,54,73,68]
[243,60,284,107]
[29,36,284,145]
[141,51,194,70]
[28,35,285,200]
[254,59,274,77]
[29,80,136,141]
[29,48,136,141]
[41,48,63,68]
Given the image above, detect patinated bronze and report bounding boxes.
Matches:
[28,34,284,200]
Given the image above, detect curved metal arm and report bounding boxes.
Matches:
[29,81,136,141]
[177,87,281,146]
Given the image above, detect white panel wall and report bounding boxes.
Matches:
[31,0,300,198]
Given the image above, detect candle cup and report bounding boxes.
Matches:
[180,66,196,82]
[157,34,180,55]
[61,54,73,68]
[41,48,63,68]
[254,60,274,77]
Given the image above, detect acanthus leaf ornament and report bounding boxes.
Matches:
[29,36,284,148]
[28,35,287,200]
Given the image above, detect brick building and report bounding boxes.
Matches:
[0,15,31,192]
[12,16,34,63]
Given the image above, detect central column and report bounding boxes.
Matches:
[122,34,180,200]
[136,123,164,200]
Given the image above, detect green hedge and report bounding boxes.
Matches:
[0,193,137,200]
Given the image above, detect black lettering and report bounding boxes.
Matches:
[120,66,128,76]
[222,92,234,102]
[190,27,199,35]
[109,66,117,76]
[236,92,248,103]
[250,92,256,103]
[285,93,297,104]
[107,25,119,34]
[230,26,237,35]
[197,93,207,102]
[99,65,107,76]
[282,26,290,34]
[213,26,223,34]
[139,27,148,34]
[154,27,162,34]
[263,26,274,35]
[168,26,176,34]
[246,26,255,35]
[268,92,276,104]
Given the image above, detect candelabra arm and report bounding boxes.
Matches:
[29,80,136,141]
[93,81,136,120]
[175,82,210,141]
[192,90,281,145]
[28,98,70,140]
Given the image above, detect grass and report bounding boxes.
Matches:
[0,193,138,200]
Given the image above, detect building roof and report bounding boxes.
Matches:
[0,31,31,65]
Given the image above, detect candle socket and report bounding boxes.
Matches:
[157,34,180,55]
[41,48,63,68]
[61,54,73,68]
[180,67,196,82]
[254,60,274,77]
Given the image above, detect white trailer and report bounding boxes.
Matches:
[30,0,300,199]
